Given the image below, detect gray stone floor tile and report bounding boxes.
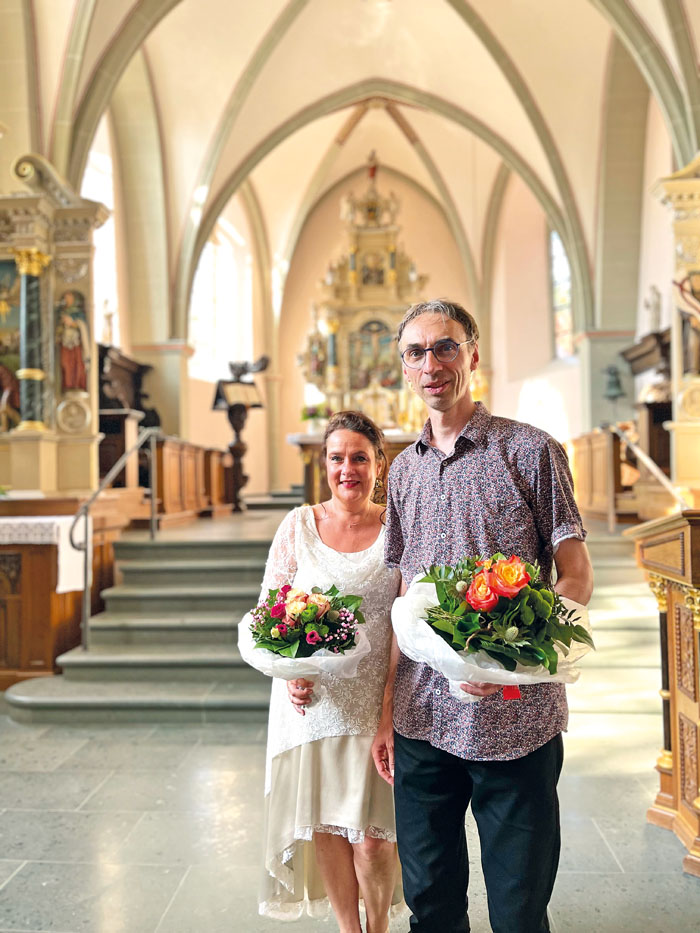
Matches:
[550,872,700,932]
[56,740,191,772]
[0,862,23,889]
[149,723,267,745]
[558,773,652,821]
[113,807,262,866]
[0,718,46,737]
[0,741,87,773]
[558,817,623,873]
[0,810,142,862]
[0,860,184,933]
[0,772,111,811]
[176,741,266,773]
[79,768,256,813]
[594,816,692,873]
[39,725,156,743]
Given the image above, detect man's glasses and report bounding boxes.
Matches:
[400,339,472,369]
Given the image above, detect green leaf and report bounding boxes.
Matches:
[354,610,365,625]
[431,618,456,636]
[278,640,300,658]
[572,624,595,649]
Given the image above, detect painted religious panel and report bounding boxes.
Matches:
[0,261,21,431]
[348,319,401,392]
[55,289,89,393]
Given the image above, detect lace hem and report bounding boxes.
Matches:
[268,823,397,894]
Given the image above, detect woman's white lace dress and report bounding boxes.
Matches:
[258,505,403,920]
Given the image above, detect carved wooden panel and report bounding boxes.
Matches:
[640,532,685,578]
[679,714,700,810]
[0,552,21,669]
[675,604,698,701]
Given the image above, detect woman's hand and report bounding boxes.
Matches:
[287,678,314,716]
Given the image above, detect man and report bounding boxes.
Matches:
[371,299,593,933]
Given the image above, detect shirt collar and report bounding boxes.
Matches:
[415,401,492,454]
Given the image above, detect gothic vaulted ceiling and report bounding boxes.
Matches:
[3,0,700,334]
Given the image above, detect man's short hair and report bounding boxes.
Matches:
[397,299,479,346]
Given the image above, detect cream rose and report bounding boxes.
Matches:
[306,593,331,618]
[286,599,308,620]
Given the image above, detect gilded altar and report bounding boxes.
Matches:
[297,152,429,432]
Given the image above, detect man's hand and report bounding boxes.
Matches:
[287,678,313,716]
[371,709,395,786]
[459,681,501,697]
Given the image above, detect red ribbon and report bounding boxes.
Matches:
[502,685,522,700]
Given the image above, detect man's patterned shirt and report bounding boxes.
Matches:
[384,402,586,761]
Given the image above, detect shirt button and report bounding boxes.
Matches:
[435,689,442,696]
[441,532,446,538]
[441,495,446,501]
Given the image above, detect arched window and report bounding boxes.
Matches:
[80,115,120,347]
[549,230,573,359]
[188,217,254,382]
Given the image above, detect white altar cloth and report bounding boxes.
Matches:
[0,515,92,594]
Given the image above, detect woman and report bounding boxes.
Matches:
[258,410,403,933]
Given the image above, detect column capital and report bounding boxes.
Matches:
[11,248,52,277]
[648,573,669,612]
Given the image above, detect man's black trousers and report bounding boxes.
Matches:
[393,730,564,933]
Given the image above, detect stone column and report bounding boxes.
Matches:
[12,247,51,430]
[656,155,700,505]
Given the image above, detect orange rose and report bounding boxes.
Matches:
[307,593,331,618]
[466,571,499,611]
[490,555,530,598]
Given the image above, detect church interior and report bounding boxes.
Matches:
[2,0,700,929]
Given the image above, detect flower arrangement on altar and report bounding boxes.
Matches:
[300,404,333,421]
[392,553,594,702]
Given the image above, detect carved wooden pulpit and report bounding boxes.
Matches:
[628,511,700,876]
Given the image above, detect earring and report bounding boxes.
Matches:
[374,477,384,490]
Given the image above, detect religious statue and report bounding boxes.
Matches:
[56,289,89,393]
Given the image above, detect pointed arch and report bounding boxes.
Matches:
[178,79,590,342]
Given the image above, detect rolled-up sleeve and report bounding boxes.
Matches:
[533,438,586,549]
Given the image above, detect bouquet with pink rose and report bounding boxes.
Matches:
[238,583,370,703]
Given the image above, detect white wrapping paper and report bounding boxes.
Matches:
[391,580,592,703]
[238,613,372,705]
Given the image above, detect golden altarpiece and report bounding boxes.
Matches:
[290,154,430,503]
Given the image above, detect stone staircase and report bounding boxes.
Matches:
[245,483,305,510]
[570,531,661,715]
[4,536,274,724]
[4,521,661,725]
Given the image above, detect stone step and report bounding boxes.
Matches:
[118,557,266,587]
[244,494,303,510]
[589,562,646,586]
[585,534,636,561]
[88,611,241,646]
[3,676,270,724]
[56,644,264,683]
[102,583,260,614]
[114,538,272,562]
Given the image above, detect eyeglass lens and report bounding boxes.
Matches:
[402,341,460,368]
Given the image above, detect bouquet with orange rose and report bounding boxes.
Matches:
[238,583,370,705]
[391,553,593,703]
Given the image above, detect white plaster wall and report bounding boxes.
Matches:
[636,95,674,338]
[491,175,582,443]
[276,171,471,491]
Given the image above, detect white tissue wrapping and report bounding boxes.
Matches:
[391,580,592,703]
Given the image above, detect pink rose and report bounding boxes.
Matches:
[279,584,292,596]
[306,630,321,645]
[270,603,286,619]
[276,622,288,636]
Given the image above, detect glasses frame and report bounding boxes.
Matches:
[400,338,473,369]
